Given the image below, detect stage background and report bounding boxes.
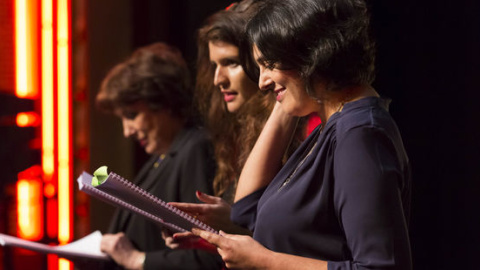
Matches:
[72,0,480,268]
[0,0,478,269]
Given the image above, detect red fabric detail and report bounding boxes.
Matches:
[306,113,322,137]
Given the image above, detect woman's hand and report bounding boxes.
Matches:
[100,233,145,270]
[162,229,187,250]
[192,229,273,269]
[169,191,248,234]
[162,229,219,253]
[193,229,328,270]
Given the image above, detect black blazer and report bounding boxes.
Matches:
[106,126,223,270]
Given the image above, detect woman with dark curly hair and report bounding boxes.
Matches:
[194,0,413,269]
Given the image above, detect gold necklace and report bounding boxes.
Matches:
[278,126,321,191]
[153,154,166,168]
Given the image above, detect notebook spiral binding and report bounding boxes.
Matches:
[109,172,218,234]
[81,183,186,233]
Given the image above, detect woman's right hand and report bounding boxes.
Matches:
[100,233,145,270]
[169,191,248,234]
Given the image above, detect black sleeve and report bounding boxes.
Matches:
[329,126,412,269]
[231,187,266,231]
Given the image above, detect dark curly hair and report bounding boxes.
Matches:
[246,0,376,93]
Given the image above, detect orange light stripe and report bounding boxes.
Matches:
[17,180,31,237]
[57,0,72,247]
[14,0,28,98]
[17,179,43,240]
[59,258,70,270]
[15,0,38,99]
[42,0,55,178]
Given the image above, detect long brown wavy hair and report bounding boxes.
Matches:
[195,0,304,202]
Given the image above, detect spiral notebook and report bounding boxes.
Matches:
[77,171,218,234]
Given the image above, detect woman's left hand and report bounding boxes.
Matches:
[192,228,272,269]
[168,191,234,232]
[162,229,218,253]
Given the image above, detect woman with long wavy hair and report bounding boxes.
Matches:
[167,0,305,235]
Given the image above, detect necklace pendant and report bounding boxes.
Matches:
[153,154,166,169]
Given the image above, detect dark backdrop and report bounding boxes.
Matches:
[370,1,480,269]
[5,0,477,269]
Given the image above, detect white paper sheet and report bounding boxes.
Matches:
[0,231,109,261]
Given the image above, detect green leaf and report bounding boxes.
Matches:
[92,166,108,187]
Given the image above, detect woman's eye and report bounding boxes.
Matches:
[123,111,138,120]
[229,61,239,67]
[257,59,275,70]
[264,62,276,70]
[265,61,291,70]
[223,59,239,67]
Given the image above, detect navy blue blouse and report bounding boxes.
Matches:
[232,97,412,269]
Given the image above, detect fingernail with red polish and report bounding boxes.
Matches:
[196,191,202,197]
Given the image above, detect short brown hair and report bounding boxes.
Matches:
[96,42,192,119]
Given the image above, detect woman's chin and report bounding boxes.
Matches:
[226,100,244,113]
[143,145,154,155]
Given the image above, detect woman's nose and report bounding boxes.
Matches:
[258,69,274,91]
[122,119,135,138]
[213,66,228,89]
